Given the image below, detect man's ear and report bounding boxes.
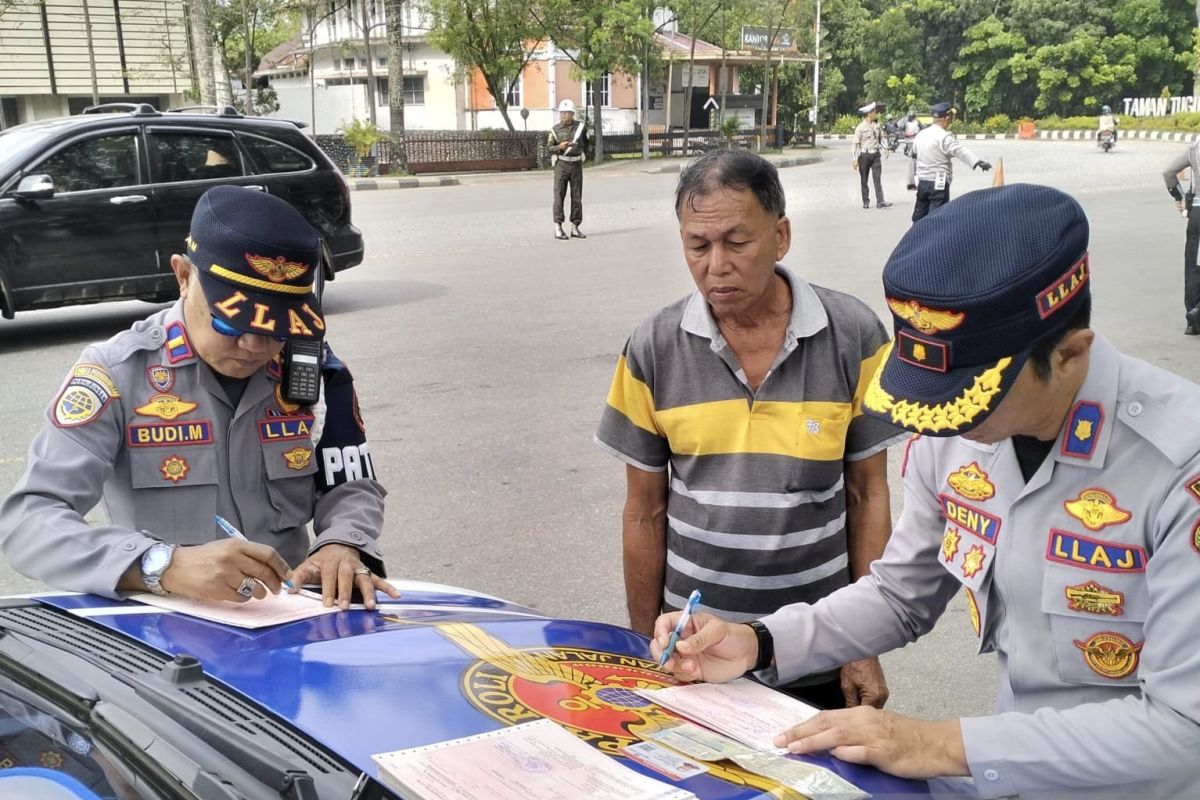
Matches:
[775,215,792,262]
[170,255,192,298]
[1056,328,1095,373]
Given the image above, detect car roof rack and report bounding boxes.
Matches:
[81,102,160,116]
[166,105,245,118]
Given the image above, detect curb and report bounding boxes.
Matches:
[643,154,822,174]
[819,129,1200,143]
[348,175,460,191]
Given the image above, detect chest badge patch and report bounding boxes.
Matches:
[1064,489,1131,531]
[1046,530,1146,572]
[947,462,995,501]
[136,393,198,421]
[1192,519,1200,557]
[160,455,190,483]
[1064,581,1124,616]
[1073,632,1142,679]
[53,364,119,428]
[1185,475,1200,505]
[283,447,313,470]
[942,527,961,563]
[146,365,174,393]
[940,495,1001,544]
[961,544,987,578]
[274,383,302,415]
[965,588,981,636]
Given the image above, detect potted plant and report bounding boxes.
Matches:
[341,117,390,177]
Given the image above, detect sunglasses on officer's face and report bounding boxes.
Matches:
[210,315,288,343]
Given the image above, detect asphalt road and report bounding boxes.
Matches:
[0,134,1194,720]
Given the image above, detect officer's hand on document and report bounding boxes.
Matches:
[290,543,401,611]
[161,539,293,603]
[651,611,758,683]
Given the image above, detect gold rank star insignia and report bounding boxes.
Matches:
[912,343,927,362]
[1064,489,1132,531]
[960,544,986,578]
[942,527,961,563]
[1074,419,1093,441]
[886,298,966,334]
[135,393,198,421]
[947,461,996,501]
[283,447,312,470]
[160,455,189,483]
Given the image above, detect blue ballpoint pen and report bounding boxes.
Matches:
[658,589,702,667]
[214,514,296,591]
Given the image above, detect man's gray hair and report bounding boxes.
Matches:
[674,150,786,220]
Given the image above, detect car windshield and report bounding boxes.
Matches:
[0,124,56,177]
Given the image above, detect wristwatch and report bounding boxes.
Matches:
[140,543,177,596]
[745,620,775,673]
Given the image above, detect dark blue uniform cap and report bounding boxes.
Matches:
[931,102,954,117]
[186,186,325,340]
[862,184,1091,435]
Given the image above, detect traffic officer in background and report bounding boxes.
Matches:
[653,184,1200,799]
[851,101,891,209]
[549,98,588,240]
[1161,141,1200,334]
[0,186,400,610]
[911,102,991,221]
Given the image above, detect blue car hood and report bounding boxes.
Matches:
[36,584,929,799]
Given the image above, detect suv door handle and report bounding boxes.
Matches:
[110,194,148,205]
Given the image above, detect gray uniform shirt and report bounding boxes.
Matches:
[1161,142,1200,199]
[0,302,386,597]
[913,124,981,184]
[758,336,1200,798]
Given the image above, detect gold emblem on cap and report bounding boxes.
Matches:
[886,298,966,334]
[863,342,1011,433]
[135,393,198,421]
[1064,489,1132,531]
[947,462,996,501]
[245,252,311,283]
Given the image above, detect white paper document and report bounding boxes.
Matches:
[637,677,820,752]
[371,719,696,800]
[130,590,342,629]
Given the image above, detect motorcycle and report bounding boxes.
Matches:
[885,130,900,153]
[1098,129,1115,153]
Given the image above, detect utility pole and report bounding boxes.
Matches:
[82,0,100,106]
[811,0,821,134]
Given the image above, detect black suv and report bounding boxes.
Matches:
[0,104,363,318]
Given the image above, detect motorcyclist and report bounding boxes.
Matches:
[1098,105,1119,143]
[903,108,924,190]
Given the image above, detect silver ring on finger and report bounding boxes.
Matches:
[237,577,257,598]
[353,566,371,577]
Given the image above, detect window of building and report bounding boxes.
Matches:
[378,56,388,67]
[35,134,141,193]
[332,57,341,71]
[585,74,611,108]
[403,76,424,105]
[148,132,244,183]
[376,77,387,106]
[501,77,521,109]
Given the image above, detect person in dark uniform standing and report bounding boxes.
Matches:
[851,101,891,209]
[549,99,588,240]
[1161,143,1200,334]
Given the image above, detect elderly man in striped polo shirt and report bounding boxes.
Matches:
[595,150,906,710]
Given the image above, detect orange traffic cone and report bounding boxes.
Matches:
[992,158,1005,187]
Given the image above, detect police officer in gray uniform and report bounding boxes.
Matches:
[911,102,991,222]
[1161,142,1200,334]
[549,98,587,240]
[0,186,400,610]
[653,185,1200,799]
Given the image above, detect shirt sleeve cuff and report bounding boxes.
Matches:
[592,436,668,473]
[960,716,1020,799]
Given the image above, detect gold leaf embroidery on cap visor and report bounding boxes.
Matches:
[863,342,1012,433]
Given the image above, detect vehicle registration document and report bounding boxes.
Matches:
[130,590,342,628]
[371,718,696,800]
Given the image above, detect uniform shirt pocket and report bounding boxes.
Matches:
[261,439,317,529]
[129,445,218,490]
[1041,558,1148,687]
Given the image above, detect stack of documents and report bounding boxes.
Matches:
[131,590,342,629]
[371,718,697,800]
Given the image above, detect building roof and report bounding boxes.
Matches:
[256,35,308,75]
[654,30,813,65]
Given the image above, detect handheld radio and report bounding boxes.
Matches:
[281,240,330,405]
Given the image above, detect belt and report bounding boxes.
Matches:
[557,154,584,162]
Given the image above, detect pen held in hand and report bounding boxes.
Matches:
[214,515,296,591]
[658,589,702,667]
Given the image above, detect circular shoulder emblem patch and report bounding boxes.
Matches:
[1072,631,1143,679]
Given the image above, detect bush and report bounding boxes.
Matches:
[828,113,859,134]
[983,114,1013,133]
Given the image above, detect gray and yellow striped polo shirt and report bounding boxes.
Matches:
[596,266,904,621]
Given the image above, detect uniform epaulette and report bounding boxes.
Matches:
[96,317,169,366]
[1117,389,1200,468]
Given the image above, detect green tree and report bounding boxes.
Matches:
[954,16,1034,117]
[214,0,301,115]
[426,0,540,131]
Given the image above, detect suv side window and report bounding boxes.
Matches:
[149,132,245,183]
[34,134,140,193]
[239,133,314,174]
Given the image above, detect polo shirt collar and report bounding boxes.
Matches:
[680,264,828,348]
